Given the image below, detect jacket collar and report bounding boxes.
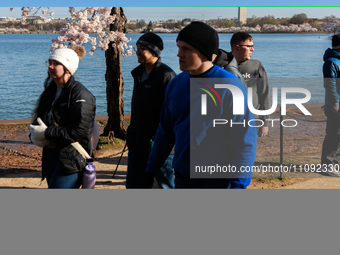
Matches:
[131,57,162,78]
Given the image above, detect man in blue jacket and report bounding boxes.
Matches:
[321,34,340,165]
[143,22,257,189]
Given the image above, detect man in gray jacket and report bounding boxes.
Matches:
[230,32,271,138]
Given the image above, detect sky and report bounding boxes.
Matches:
[1,1,340,21]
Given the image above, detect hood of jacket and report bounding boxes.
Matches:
[324,48,340,61]
[213,49,235,68]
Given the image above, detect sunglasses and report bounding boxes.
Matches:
[239,44,254,49]
[134,45,149,52]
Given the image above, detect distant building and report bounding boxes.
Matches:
[0,17,20,24]
[0,17,18,22]
[182,18,192,26]
[238,7,247,25]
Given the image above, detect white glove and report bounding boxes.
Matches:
[29,118,50,147]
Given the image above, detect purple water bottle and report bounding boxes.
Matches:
[82,158,96,189]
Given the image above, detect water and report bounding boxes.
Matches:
[0,32,332,120]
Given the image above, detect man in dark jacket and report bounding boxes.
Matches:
[321,34,340,165]
[126,33,176,188]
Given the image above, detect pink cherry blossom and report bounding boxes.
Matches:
[45,7,132,56]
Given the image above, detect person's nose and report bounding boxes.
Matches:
[177,49,183,58]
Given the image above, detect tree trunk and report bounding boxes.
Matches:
[103,7,127,139]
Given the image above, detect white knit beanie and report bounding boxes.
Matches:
[49,48,79,75]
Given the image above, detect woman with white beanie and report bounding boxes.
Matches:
[30,46,96,188]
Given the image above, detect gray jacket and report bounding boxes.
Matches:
[238,59,271,126]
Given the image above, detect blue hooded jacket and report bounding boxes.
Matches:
[323,48,340,104]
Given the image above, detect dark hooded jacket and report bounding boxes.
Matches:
[323,48,340,105]
[213,49,247,86]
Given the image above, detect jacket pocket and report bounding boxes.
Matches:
[58,144,86,175]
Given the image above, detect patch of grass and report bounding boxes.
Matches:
[97,136,126,151]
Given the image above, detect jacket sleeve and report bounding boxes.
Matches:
[45,88,96,146]
[165,70,176,87]
[257,63,271,126]
[323,60,340,104]
[146,95,175,174]
[160,69,176,101]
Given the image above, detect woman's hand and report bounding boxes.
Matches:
[29,118,50,147]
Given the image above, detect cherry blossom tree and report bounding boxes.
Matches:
[322,18,340,34]
[50,7,132,56]
[11,7,54,24]
[12,6,132,139]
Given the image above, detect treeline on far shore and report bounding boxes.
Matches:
[0,31,58,34]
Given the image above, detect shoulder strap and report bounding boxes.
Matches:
[71,142,91,160]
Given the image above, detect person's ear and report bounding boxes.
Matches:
[236,46,240,50]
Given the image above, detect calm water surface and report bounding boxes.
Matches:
[0,33,332,120]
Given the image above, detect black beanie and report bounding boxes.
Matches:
[177,21,218,61]
[137,32,164,57]
[332,34,340,50]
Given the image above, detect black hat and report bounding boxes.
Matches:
[176,21,218,61]
[137,32,164,57]
[332,34,340,50]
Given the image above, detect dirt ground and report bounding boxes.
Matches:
[1,103,339,189]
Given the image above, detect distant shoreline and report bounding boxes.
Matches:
[0,31,329,35]
[0,31,59,34]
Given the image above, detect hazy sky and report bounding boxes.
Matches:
[1,1,340,21]
[2,0,340,7]
[2,7,340,21]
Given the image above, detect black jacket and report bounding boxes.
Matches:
[213,49,247,87]
[126,58,176,154]
[40,76,96,178]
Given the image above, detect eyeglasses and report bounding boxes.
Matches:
[45,60,62,67]
[134,45,148,52]
[239,44,254,49]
